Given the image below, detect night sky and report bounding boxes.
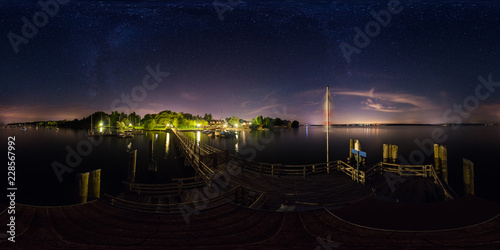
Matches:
[1,0,500,125]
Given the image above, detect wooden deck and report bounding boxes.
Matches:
[1,196,500,249]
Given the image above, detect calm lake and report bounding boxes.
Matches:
[2,125,499,205]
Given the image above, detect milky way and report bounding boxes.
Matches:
[1,0,500,124]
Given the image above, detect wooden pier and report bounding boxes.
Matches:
[2,130,499,248]
[96,129,466,214]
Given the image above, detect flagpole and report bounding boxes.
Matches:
[326,86,329,166]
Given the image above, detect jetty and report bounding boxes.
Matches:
[1,128,499,249]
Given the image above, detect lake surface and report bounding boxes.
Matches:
[1,125,499,205]
[0,127,191,205]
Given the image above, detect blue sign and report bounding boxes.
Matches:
[351,148,366,158]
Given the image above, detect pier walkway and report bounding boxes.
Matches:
[2,195,500,249]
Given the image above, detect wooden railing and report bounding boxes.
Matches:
[377,162,433,177]
[248,193,267,209]
[428,164,457,200]
[337,160,366,185]
[230,156,367,184]
[172,129,367,185]
[123,179,207,196]
[376,162,456,200]
[101,186,241,214]
[170,128,227,184]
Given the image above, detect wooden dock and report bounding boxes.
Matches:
[2,130,499,248]
[2,197,500,249]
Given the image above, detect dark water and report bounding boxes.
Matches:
[186,126,500,203]
[1,125,499,205]
[0,127,191,206]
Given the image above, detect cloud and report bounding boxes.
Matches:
[467,103,500,123]
[334,88,437,113]
[303,101,320,106]
[246,104,282,115]
[240,101,251,107]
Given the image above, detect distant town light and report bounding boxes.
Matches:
[197,124,200,127]
[99,122,103,127]
[129,123,132,127]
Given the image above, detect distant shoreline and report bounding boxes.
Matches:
[304,123,499,127]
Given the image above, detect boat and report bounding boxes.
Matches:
[214,129,221,137]
[117,132,126,138]
[126,132,134,138]
[21,127,26,131]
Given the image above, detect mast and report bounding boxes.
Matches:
[326,86,330,165]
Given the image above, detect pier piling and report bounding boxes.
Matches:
[434,144,441,174]
[440,145,448,184]
[89,169,101,199]
[348,139,354,163]
[391,145,398,163]
[128,150,137,184]
[383,144,389,163]
[463,158,475,195]
[77,172,89,203]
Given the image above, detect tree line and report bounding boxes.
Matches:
[31,111,299,130]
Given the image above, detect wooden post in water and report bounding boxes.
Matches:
[77,172,89,203]
[440,145,448,183]
[434,144,441,174]
[128,150,137,184]
[89,169,101,199]
[383,144,389,163]
[463,158,475,195]
[391,145,398,163]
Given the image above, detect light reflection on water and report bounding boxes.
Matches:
[0,128,191,205]
[4,126,500,204]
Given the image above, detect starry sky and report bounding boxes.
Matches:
[1,0,500,125]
